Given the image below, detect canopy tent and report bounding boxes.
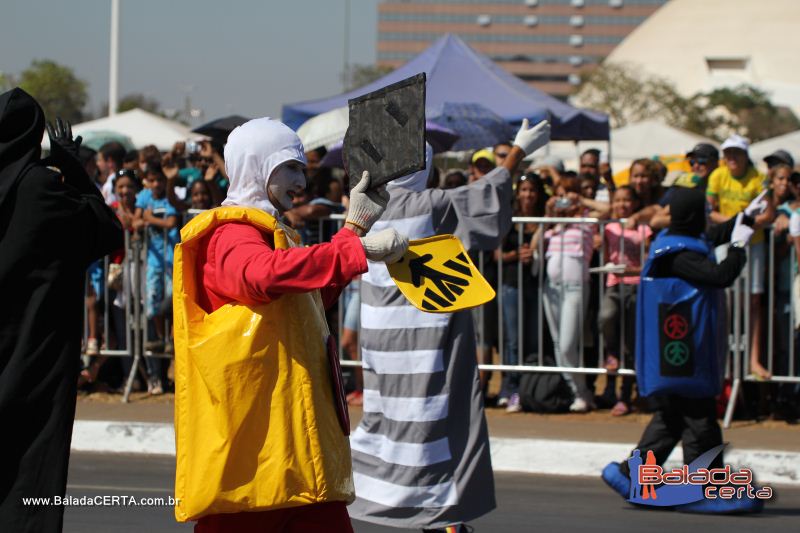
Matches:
[297,105,459,156]
[42,108,202,152]
[749,130,800,166]
[527,119,715,175]
[282,34,609,141]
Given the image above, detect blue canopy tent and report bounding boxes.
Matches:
[282,34,609,141]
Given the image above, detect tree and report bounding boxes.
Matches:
[700,85,800,143]
[18,59,88,123]
[117,93,161,114]
[573,62,800,142]
[0,71,12,92]
[573,62,694,129]
[341,63,394,91]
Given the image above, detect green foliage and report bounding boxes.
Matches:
[18,59,88,123]
[117,93,161,114]
[0,71,12,92]
[702,85,800,142]
[341,63,394,91]
[574,62,685,128]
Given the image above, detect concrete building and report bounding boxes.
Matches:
[377,0,668,98]
[605,0,800,116]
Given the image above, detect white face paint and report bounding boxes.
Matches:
[267,161,306,213]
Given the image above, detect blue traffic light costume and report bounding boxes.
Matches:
[635,233,727,398]
[602,188,762,514]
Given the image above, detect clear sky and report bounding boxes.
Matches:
[1,0,380,125]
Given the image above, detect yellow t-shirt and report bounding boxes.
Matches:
[706,165,766,243]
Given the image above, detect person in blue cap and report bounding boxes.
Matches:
[602,186,766,514]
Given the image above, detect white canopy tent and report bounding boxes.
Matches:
[527,119,715,172]
[42,108,203,152]
[296,106,350,151]
[749,130,800,167]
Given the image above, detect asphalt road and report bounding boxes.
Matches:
[64,453,800,532]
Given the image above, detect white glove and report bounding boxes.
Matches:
[346,171,389,233]
[730,213,754,246]
[744,190,769,218]
[512,118,551,156]
[790,211,800,237]
[361,228,409,264]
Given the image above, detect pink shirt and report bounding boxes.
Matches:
[545,223,596,283]
[604,222,652,286]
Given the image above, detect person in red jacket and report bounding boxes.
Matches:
[187,117,407,533]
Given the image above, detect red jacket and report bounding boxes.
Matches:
[196,222,367,313]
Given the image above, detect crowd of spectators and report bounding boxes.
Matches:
[77,130,800,423]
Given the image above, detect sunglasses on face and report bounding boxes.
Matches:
[495,152,510,158]
[690,158,709,165]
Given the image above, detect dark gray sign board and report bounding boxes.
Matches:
[343,72,426,188]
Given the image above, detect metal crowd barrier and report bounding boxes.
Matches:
[81,212,800,416]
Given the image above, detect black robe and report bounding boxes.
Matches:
[0,88,123,532]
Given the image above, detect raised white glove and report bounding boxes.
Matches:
[744,190,768,218]
[512,118,551,156]
[790,211,800,237]
[361,228,409,264]
[346,171,389,233]
[730,213,754,246]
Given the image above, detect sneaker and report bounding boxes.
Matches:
[86,338,99,356]
[569,397,590,413]
[496,396,509,408]
[601,462,630,500]
[611,401,630,416]
[505,393,522,413]
[147,377,164,395]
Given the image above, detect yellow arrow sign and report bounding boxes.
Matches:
[387,234,496,313]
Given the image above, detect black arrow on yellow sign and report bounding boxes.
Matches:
[408,252,472,311]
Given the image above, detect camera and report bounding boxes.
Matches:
[555,197,572,210]
[186,141,201,155]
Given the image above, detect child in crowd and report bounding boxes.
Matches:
[79,170,142,388]
[532,176,597,412]
[163,153,221,217]
[133,164,179,394]
[598,186,652,415]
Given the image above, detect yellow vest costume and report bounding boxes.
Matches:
[172,206,354,522]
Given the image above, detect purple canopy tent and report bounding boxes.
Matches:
[282,34,608,141]
[321,120,460,168]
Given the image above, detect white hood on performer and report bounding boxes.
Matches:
[387,142,434,193]
[222,117,307,216]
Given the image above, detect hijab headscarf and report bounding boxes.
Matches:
[386,142,433,193]
[0,88,45,210]
[668,187,707,237]
[222,117,306,216]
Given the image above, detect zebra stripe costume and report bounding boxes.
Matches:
[349,164,512,529]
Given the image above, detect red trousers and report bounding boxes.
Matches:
[194,502,353,533]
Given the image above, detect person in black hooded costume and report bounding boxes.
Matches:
[0,88,123,531]
[601,187,767,514]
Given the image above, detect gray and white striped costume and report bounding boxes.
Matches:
[349,164,512,529]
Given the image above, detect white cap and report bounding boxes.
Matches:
[720,134,749,153]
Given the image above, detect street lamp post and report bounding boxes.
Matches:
[109,0,120,116]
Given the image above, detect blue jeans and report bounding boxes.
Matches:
[543,280,591,401]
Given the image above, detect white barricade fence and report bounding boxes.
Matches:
[81,213,800,415]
